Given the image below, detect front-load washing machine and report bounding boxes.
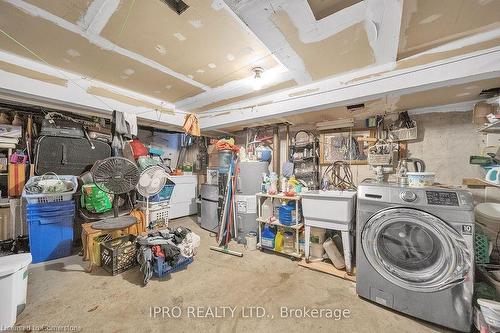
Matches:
[356,181,474,332]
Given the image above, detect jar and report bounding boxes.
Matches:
[283,231,294,254]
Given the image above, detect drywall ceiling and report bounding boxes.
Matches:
[399,0,500,59]
[0,0,498,123]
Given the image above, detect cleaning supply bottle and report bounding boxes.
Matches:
[261,225,275,249]
[274,229,284,252]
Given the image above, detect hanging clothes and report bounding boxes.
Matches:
[111,110,131,153]
[182,113,200,137]
[123,112,138,136]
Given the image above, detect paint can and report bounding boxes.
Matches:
[245,232,257,251]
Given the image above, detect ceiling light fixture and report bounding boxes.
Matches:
[252,67,264,91]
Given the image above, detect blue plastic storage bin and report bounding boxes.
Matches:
[153,256,193,278]
[28,200,75,263]
[27,201,75,220]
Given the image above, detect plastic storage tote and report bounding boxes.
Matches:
[28,201,75,264]
[0,253,31,329]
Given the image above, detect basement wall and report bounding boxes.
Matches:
[345,111,499,204]
[236,110,499,204]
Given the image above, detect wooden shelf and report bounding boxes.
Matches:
[257,217,303,230]
[463,178,500,189]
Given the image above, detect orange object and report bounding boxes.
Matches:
[215,140,240,153]
[8,163,25,197]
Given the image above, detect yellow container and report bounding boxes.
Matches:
[274,230,284,252]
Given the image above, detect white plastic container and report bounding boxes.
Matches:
[407,172,436,187]
[301,190,356,225]
[0,253,31,330]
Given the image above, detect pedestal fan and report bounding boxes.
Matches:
[90,157,141,230]
[136,165,169,229]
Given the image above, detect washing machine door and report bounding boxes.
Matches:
[362,207,471,292]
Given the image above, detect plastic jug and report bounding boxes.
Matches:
[261,198,273,219]
[283,231,294,254]
[261,225,275,249]
[274,230,284,252]
[486,167,500,185]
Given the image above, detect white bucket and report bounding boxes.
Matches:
[310,243,325,259]
[245,232,257,251]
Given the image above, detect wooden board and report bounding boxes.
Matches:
[299,260,356,282]
[463,178,500,189]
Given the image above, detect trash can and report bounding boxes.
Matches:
[0,253,32,330]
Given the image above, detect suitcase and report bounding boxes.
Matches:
[40,119,85,138]
[35,136,111,175]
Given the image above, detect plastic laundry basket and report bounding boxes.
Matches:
[0,253,31,330]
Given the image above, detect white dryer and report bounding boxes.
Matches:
[356,181,474,332]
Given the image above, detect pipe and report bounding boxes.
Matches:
[285,124,290,161]
[273,126,280,175]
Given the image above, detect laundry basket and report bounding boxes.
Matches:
[22,175,78,204]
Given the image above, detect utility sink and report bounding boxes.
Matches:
[301,190,357,225]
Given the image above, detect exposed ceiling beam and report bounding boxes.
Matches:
[365,0,404,65]
[175,65,293,111]
[224,0,312,84]
[77,0,120,35]
[3,0,210,91]
[200,46,500,130]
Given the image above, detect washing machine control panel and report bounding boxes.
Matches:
[400,191,417,202]
[425,191,460,206]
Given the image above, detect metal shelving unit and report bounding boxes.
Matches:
[256,193,303,259]
[289,131,319,190]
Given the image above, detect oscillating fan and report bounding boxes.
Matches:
[136,165,169,229]
[90,157,141,230]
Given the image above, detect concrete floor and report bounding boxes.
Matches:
[16,217,449,333]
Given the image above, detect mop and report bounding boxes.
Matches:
[210,157,243,257]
